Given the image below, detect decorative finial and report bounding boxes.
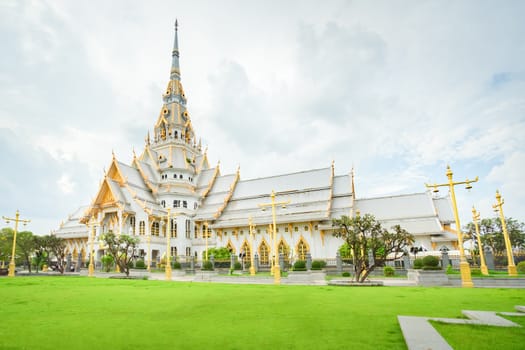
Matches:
[175,19,178,31]
[132,147,136,159]
[112,149,116,160]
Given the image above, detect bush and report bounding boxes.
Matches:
[517,261,525,274]
[470,268,482,276]
[311,260,325,270]
[202,260,214,271]
[446,265,456,274]
[422,255,440,268]
[172,262,181,269]
[383,266,395,277]
[233,262,242,270]
[101,255,114,272]
[293,260,307,271]
[413,258,423,269]
[342,272,351,277]
[135,259,146,269]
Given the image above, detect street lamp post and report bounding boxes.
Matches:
[471,207,489,275]
[492,190,517,276]
[248,217,256,276]
[426,166,478,288]
[2,210,31,277]
[204,221,209,261]
[88,216,97,277]
[165,208,172,281]
[258,190,290,285]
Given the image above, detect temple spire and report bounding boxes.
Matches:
[170,19,181,81]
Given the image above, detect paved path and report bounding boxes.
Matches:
[398,305,525,350]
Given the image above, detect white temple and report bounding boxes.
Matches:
[55,23,458,268]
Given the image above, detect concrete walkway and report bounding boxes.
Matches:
[398,305,525,350]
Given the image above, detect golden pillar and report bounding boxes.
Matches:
[492,190,517,276]
[471,207,489,275]
[165,208,172,281]
[2,210,31,277]
[248,217,256,276]
[88,216,97,277]
[426,166,477,288]
[258,190,290,285]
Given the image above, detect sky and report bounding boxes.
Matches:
[1,0,524,235]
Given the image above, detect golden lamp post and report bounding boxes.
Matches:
[2,210,31,277]
[248,217,256,276]
[165,208,172,281]
[492,190,517,276]
[204,221,209,261]
[259,190,290,285]
[471,207,489,275]
[426,166,478,288]
[88,216,97,277]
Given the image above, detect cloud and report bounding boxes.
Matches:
[57,173,75,194]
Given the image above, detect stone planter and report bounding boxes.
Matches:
[407,269,449,286]
[286,270,326,284]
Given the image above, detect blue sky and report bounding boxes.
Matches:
[1,0,524,235]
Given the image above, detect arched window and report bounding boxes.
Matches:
[129,216,136,235]
[139,221,145,235]
[278,240,290,265]
[259,241,270,265]
[185,220,191,238]
[240,241,251,263]
[171,219,177,238]
[226,241,236,254]
[152,222,160,236]
[297,238,308,261]
[171,246,177,257]
[161,200,166,208]
[185,247,191,256]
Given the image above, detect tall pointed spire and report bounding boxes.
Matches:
[170,19,181,81]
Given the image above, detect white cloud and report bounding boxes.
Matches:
[57,173,75,194]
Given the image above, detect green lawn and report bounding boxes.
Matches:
[1,277,524,349]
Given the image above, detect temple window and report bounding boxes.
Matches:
[185,219,191,238]
[183,201,187,208]
[139,221,145,235]
[294,226,299,232]
[173,200,180,208]
[297,239,308,260]
[171,246,177,257]
[152,222,160,236]
[173,174,177,179]
[185,247,191,256]
[304,226,308,231]
[285,227,289,233]
[171,219,177,238]
[259,242,269,265]
[130,216,136,235]
[179,174,183,179]
[161,200,166,207]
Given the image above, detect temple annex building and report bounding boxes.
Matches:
[55,23,458,268]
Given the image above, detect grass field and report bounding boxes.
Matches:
[1,277,524,349]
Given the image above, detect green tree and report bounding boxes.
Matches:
[203,247,231,260]
[33,235,52,271]
[101,232,139,276]
[47,235,67,274]
[0,228,14,264]
[465,217,525,256]
[16,231,35,274]
[332,214,414,283]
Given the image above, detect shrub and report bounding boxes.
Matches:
[446,265,455,274]
[202,260,214,271]
[517,261,525,274]
[293,260,307,271]
[233,262,242,270]
[311,260,324,270]
[470,268,482,276]
[101,255,114,272]
[172,262,181,269]
[413,258,423,269]
[422,255,440,268]
[135,259,146,269]
[383,266,395,277]
[342,272,351,277]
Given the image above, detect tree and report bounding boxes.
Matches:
[16,231,35,274]
[101,232,139,276]
[0,228,14,264]
[47,235,67,274]
[332,214,414,282]
[33,235,52,272]
[465,217,525,256]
